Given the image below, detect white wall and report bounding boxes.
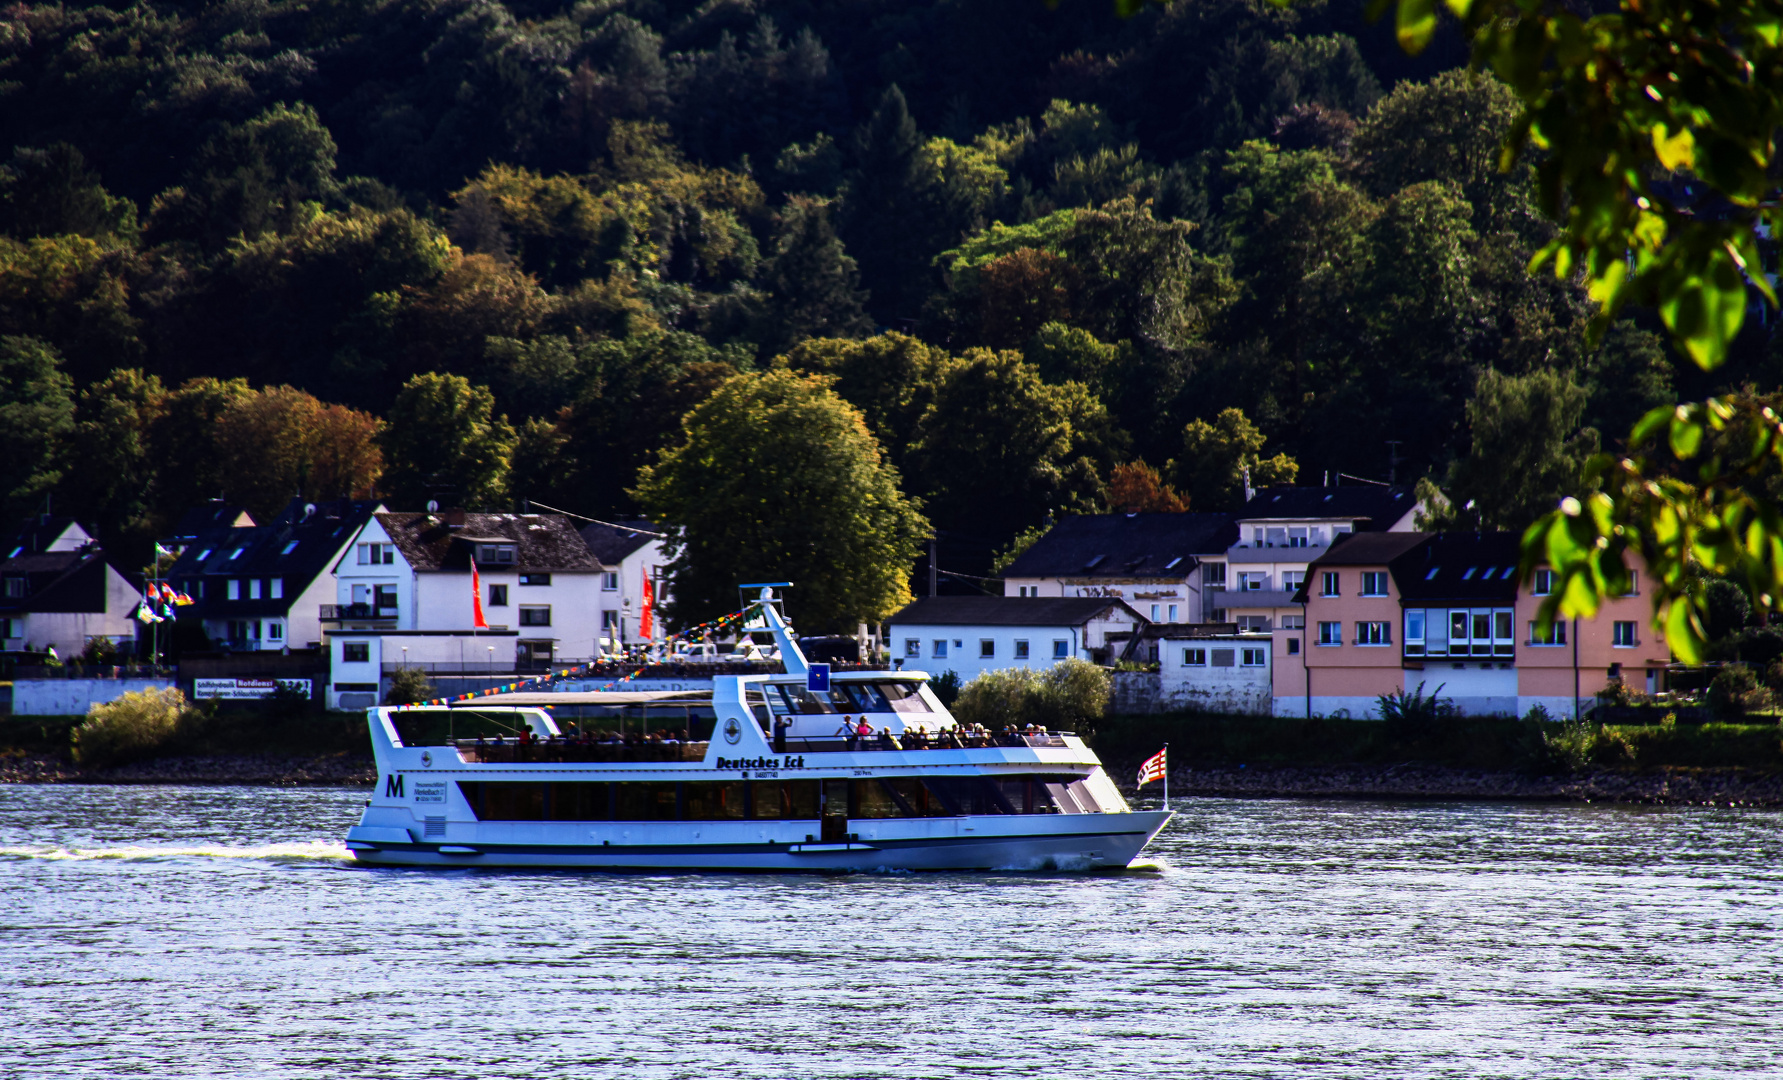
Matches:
[326,632,524,709]
[13,678,177,716]
[1157,636,1273,713]
[890,623,1092,682]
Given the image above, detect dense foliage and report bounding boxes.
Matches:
[0,0,1773,627]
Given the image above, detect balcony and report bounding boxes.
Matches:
[1407,643,1515,660]
[321,603,399,622]
[1224,588,1302,609]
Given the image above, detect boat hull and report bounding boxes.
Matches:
[346,810,1171,872]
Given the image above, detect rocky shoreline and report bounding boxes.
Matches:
[1143,763,1783,807]
[0,752,377,787]
[3,751,1780,805]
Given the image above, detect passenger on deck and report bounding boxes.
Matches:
[836,715,856,749]
[875,726,897,750]
[773,715,791,753]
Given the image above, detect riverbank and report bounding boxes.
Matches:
[1149,763,1783,807]
[0,750,376,786]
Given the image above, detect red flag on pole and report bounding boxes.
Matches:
[640,572,655,640]
[471,556,489,629]
[1136,746,1167,787]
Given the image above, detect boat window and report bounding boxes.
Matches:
[751,780,820,819]
[549,782,608,820]
[614,782,679,821]
[851,778,907,818]
[836,683,891,713]
[771,684,844,714]
[878,682,932,713]
[683,781,748,820]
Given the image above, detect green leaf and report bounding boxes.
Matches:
[1396,0,1438,55]
[1668,412,1704,458]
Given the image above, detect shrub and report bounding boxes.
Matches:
[928,669,962,707]
[1709,664,1771,717]
[70,686,194,767]
[81,637,120,665]
[951,658,1110,733]
[385,666,437,706]
[1377,681,1456,738]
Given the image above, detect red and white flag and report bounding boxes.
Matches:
[470,556,489,629]
[1136,746,1167,788]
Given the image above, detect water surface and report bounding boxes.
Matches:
[3,785,1779,1078]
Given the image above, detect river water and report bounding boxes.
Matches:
[2,786,1779,1079]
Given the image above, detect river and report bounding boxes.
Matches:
[3,785,1779,1078]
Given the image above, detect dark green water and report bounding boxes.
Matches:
[3,785,1779,1078]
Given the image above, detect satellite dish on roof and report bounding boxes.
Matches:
[427,500,440,513]
[302,503,316,520]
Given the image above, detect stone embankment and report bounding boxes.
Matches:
[1146,763,1783,806]
[0,752,376,786]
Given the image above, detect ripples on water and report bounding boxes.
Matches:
[2,786,1780,1079]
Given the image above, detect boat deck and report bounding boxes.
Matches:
[449,732,1078,765]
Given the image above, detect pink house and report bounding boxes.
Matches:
[1273,532,1667,718]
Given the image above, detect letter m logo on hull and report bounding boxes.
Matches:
[385,774,404,798]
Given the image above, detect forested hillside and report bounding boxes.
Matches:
[1,0,1775,578]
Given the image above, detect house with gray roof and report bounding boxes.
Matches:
[164,498,383,653]
[887,595,1148,681]
[999,512,1237,624]
[0,517,140,655]
[579,518,670,651]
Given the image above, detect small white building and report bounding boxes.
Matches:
[579,519,670,649]
[1156,631,1274,713]
[0,517,141,655]
[887,596,1147,682]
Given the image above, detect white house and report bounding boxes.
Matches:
[887,596,1147,682]
[0,517,141,655]
[579,519,670,649]
[1223,486,1424,634]
[326,511,604,709]
[999,512,1238,624]
[164,498,383,653]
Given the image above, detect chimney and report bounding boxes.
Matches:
[443,509,467,529]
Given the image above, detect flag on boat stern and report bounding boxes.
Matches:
[1136,747,1167,787]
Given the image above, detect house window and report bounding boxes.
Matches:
[227,579,240,600]
[249,579,261,600]
[1282,571,1305,593]
[1203,563,1226,586]
[3,577,24,598]
[281,541,299,555]
[602,572,619,591]
[602,610,620,630]
[1613,621,1637,647]
[1241,647,1267,667]
[1618,570,1639,596]
[905,638,921,658]
[1237,616,1271,632]
[1404,610,1426,655]
[229,547,244,560]
[488,584,509,607]
[1356,621,1391,645]
[1287,527,1308,547]
[1533,569,1555,596]
[1150,604,1160,620]
[1361,572,1388,596]
[355,543,393,565]
[1211,648,1235,667]
[1240,573,1267,592]
[519,606,551,627]
[1014,640,1030,659]
[520,573,551,586]
[342,642,370,663]
[1530,620,1567,646]
[1168,604,1178,622]
[270,578,283,599]
[980,639,995,658]
[1318,621,1342,646]
[1182,648,1207,666]
[1286,638,1300,655]
[1280,615,1304,630]
[1321,571,1340,596]
[933,640,948,659]
[477,544,516,565]
[267,622,283,641]
[1053,640,1069,659]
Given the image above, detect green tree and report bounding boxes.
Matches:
[632,369,928,630]
[145,103,340,252]
[752,196,872,358]
[840,85,932,323]
[780,333,958,470]
[1171,408,1298,512]
[907,349,1121,546]
[1445,369,1600,531]
[60,368,165,544]
[0,144,139,245]
[0,335,74,517]
[149,377,255,532]
[380,373,515,510]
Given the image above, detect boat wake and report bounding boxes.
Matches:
[0,842,352,863]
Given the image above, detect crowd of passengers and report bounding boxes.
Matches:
[456,720,1057,753]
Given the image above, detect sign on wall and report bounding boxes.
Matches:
[192,678,312,700]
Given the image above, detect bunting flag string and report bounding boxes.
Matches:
[405,603,762,708]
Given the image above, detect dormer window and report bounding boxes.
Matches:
[281,541,299,555]
[229,548,244,560]
[197,549,212,561]
[477,543,516,565]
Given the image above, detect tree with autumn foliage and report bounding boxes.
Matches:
[1104,460,1188,512]
[212,386,385,522]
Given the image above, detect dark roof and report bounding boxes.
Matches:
[1390,532,1523,603]
[165,498,382,617]
[1238,486,1417,529]
[999,513,1236,579]
[0,552,116,615]
[888,595,1145,627]
[2,516,83,557]
[1306,531,1432,567]
[381,512,602,572]
[579,519,660,565]
[167,502,255,541]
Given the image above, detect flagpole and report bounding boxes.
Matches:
[1163,741,1169,810]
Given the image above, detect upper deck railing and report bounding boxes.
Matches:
[442,730,1078,764]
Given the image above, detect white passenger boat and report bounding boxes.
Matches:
[344,585,1170,871]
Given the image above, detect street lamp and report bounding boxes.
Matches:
[487,645,495,683]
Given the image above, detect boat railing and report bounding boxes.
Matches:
[777,733,1076,754]
[454,740,710,764]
